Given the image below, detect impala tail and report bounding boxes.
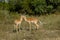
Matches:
[39,20,47,25]
[39,21,43,25]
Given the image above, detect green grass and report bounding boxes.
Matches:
[0,10,60,40]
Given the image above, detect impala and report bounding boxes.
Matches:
[13,15,43,32]
[14,15,24,32]
[22,15,42,30]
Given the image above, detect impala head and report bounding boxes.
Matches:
[21,15,26,18]
[19,15,25,21]
[20,15,27,21]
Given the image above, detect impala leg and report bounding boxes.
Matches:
[18,24,20,31]
[35,23,39,30]
[16,24,19,32]
[13,24,16,32]
[19,23,22,31]
[13,24,19,32]
[29,22,31,31]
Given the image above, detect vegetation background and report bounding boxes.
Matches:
[0,0,60,40]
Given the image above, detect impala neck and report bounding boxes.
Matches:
[20,15,27,21]
[23,16,27,21]
[20,16,23,21]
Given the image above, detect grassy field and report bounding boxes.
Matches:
[0,10,60,40]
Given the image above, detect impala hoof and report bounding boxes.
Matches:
[13,30,16,32]
[27,29,29,31]
[20,28,22,30]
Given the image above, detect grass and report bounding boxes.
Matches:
[0,10,60,40]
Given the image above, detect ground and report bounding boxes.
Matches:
[0,10,60,40]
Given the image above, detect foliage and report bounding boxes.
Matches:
[0,0,60,15]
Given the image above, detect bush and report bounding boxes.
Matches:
[0,0,60,15]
